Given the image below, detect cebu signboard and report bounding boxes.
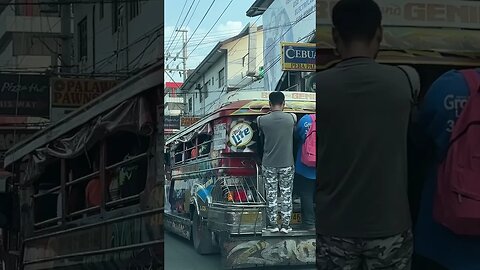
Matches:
[281,42,316,72]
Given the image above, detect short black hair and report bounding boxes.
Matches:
[332,0,382,44]
[269,91,285,106]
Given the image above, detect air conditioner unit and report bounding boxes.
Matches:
[40,0,59,13]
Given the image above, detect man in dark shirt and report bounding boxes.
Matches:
[257,92,297,234]
[315,0,419,269]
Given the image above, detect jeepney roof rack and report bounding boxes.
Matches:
[4,62,163,168]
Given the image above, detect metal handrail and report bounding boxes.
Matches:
[34,217,61,228]
[106,194,140,207]
[66,171,100,187]
[32,186,60,199]
[171,165,256,180]
[68,205,100,217]
[26,207,164,242]
[23,240,164,265]
[105,152,148,171]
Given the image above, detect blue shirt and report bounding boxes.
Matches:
[295,114,316,180]
[414,69,480,270]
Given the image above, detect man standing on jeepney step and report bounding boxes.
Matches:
[315,0,420,269]
[257,91,297,234]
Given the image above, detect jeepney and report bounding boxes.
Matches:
[165,91,316,269]
[0,62,164,270]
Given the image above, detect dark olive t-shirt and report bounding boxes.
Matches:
[315,57,416,238]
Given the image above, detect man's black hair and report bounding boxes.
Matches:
[332,0,382,45]
[269,91,285,106]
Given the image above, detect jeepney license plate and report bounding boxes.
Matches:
[276,213,301,224]
[291,213,301,224]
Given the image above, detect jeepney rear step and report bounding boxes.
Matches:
[261,229,315,237]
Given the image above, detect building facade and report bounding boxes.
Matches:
[247,0,315,92]
[179,24,264,117]
[0,0,63,71]
[72,0,162,75]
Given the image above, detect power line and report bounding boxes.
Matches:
[166,0,216,68]
[169,0,200,57]
[186,0,234,60]
[0,0,161,5]
[165,0,196,54]
[165,0,187,52]
[202,9,316,113]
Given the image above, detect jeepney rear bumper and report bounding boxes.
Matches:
[220,231,315,269]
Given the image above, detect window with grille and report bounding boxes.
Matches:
[218,68,225,88]
[77,17,88,61]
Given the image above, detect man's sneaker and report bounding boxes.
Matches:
[266,226,279,233]
[280,226,292,234]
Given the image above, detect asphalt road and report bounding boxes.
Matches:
[164,232,316,270]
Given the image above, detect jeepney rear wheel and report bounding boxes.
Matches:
[192,210,218,254]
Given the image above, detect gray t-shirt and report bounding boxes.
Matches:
[315,57,419,238]
[257,111,297,168]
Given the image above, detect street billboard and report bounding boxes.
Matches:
[51,78,119,108]
[164,116,181,130]
[281,42,316,72]
[263,0,315,91]
[180,117,200,128]
[0,74,50,118]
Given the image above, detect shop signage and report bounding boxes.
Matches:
[281,42,316,72]
[0,74,50,117]
[180,117,200,127]
[51,78,119,107]
[165,116,180,130]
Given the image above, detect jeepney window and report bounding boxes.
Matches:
[186,140,195,161]
[174,144,183,164]
[106,132,148,207]
[197,134,211,158]
[33,160,61,228]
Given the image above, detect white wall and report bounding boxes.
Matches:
[185,28,265,117]
[224,28,263,89]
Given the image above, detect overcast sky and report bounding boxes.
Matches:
[164,0,261,84]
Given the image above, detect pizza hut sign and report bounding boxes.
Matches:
[229,123,253,147]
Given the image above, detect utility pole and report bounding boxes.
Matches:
[60,0,72,73]
[165,29,188,82]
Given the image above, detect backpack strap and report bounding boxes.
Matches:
[398,65,421,105]
[448,70,480,145]
[460,69,480,96]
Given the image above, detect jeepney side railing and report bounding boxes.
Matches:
[32,149,149,231]
[170,154,267,236]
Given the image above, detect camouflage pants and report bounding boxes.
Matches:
[317,230,413,270]
[262,166,295,227]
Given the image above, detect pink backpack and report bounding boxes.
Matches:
[433,69,480,235]
[301,114,316,167]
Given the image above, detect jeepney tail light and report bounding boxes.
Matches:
[227,190,247,202]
